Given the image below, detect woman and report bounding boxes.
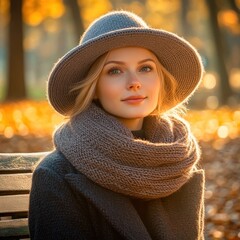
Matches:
[29,10,205,240]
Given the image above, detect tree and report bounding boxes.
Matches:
[229,0,240,15]
[181,0,191,37]
[205,0,233,105]
[65,0,85,43]
[6,0,26,100]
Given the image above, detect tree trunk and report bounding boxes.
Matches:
[181,0,191,37]
[229,0,240,14]
[205,0,233,105]
[65,0,85,43]
[6,0,26,100]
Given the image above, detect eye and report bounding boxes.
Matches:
[140,65,152,72]
[108,68,121,75]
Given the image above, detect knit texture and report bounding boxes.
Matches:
[54,103,201,199]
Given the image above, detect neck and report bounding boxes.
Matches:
[116,117,143,131]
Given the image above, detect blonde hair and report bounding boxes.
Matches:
[154,59,181,115]
[69,50,182,118]
[69,52,109,117]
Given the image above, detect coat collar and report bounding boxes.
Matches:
[64,172,152,240]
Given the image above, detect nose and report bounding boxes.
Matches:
[127,73,141,90]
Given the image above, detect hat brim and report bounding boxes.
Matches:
[48,28,203,115]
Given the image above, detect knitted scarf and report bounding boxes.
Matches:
[54,103,200,199]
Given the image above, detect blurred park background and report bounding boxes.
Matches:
[0,0,240,239]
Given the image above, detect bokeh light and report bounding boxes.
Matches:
[230,68,240,90]
[203,73,217,90]
[23,0,65,26]
[0,101,239,151]
[0,101,64,138]
[206,96,219,109]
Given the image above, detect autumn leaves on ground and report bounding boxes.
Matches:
[0,100,239,239]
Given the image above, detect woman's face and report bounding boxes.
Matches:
[95,47,161,130]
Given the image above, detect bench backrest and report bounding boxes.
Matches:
[0,152,49,239]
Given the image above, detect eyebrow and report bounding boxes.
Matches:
[104,58,156,66]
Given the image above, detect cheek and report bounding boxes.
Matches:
[96,80,121,102]
[147,76,161,96]
[148,78,161,108]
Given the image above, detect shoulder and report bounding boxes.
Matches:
[30,151,81,201]
[34,150,77,177]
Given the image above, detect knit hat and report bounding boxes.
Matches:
[47,10,203,116]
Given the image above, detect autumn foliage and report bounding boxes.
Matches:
[0,100,239,147]
[0,101,240,238]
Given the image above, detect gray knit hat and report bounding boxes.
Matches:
[48,10,203,116]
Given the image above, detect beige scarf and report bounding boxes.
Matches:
[54,103,200,199]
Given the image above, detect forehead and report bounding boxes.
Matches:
[107,47,156,60]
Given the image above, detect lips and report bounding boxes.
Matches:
[121,96,147,104]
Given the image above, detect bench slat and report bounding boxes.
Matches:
[0,173,32,193]
[0,195,29,215]
[0,152,47,239]
[0,218,29,237]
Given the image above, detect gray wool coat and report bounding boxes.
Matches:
[29,150,205,240]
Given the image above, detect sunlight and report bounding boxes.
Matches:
[0,101,239,147]
[202,73,217,90]
[23,0,65,26]
[217,125,229,139]
[206,96,219,109]
[4,126,14,138]
[218,10,238,27]
[230,68,240,90]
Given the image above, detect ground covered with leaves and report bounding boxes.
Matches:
[200,139,240,239]
[0,101,239,239]
[0,135,239,239]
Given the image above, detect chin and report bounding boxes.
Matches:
[124,112,150,119]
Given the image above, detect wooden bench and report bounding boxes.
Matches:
[0,152,48,240]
